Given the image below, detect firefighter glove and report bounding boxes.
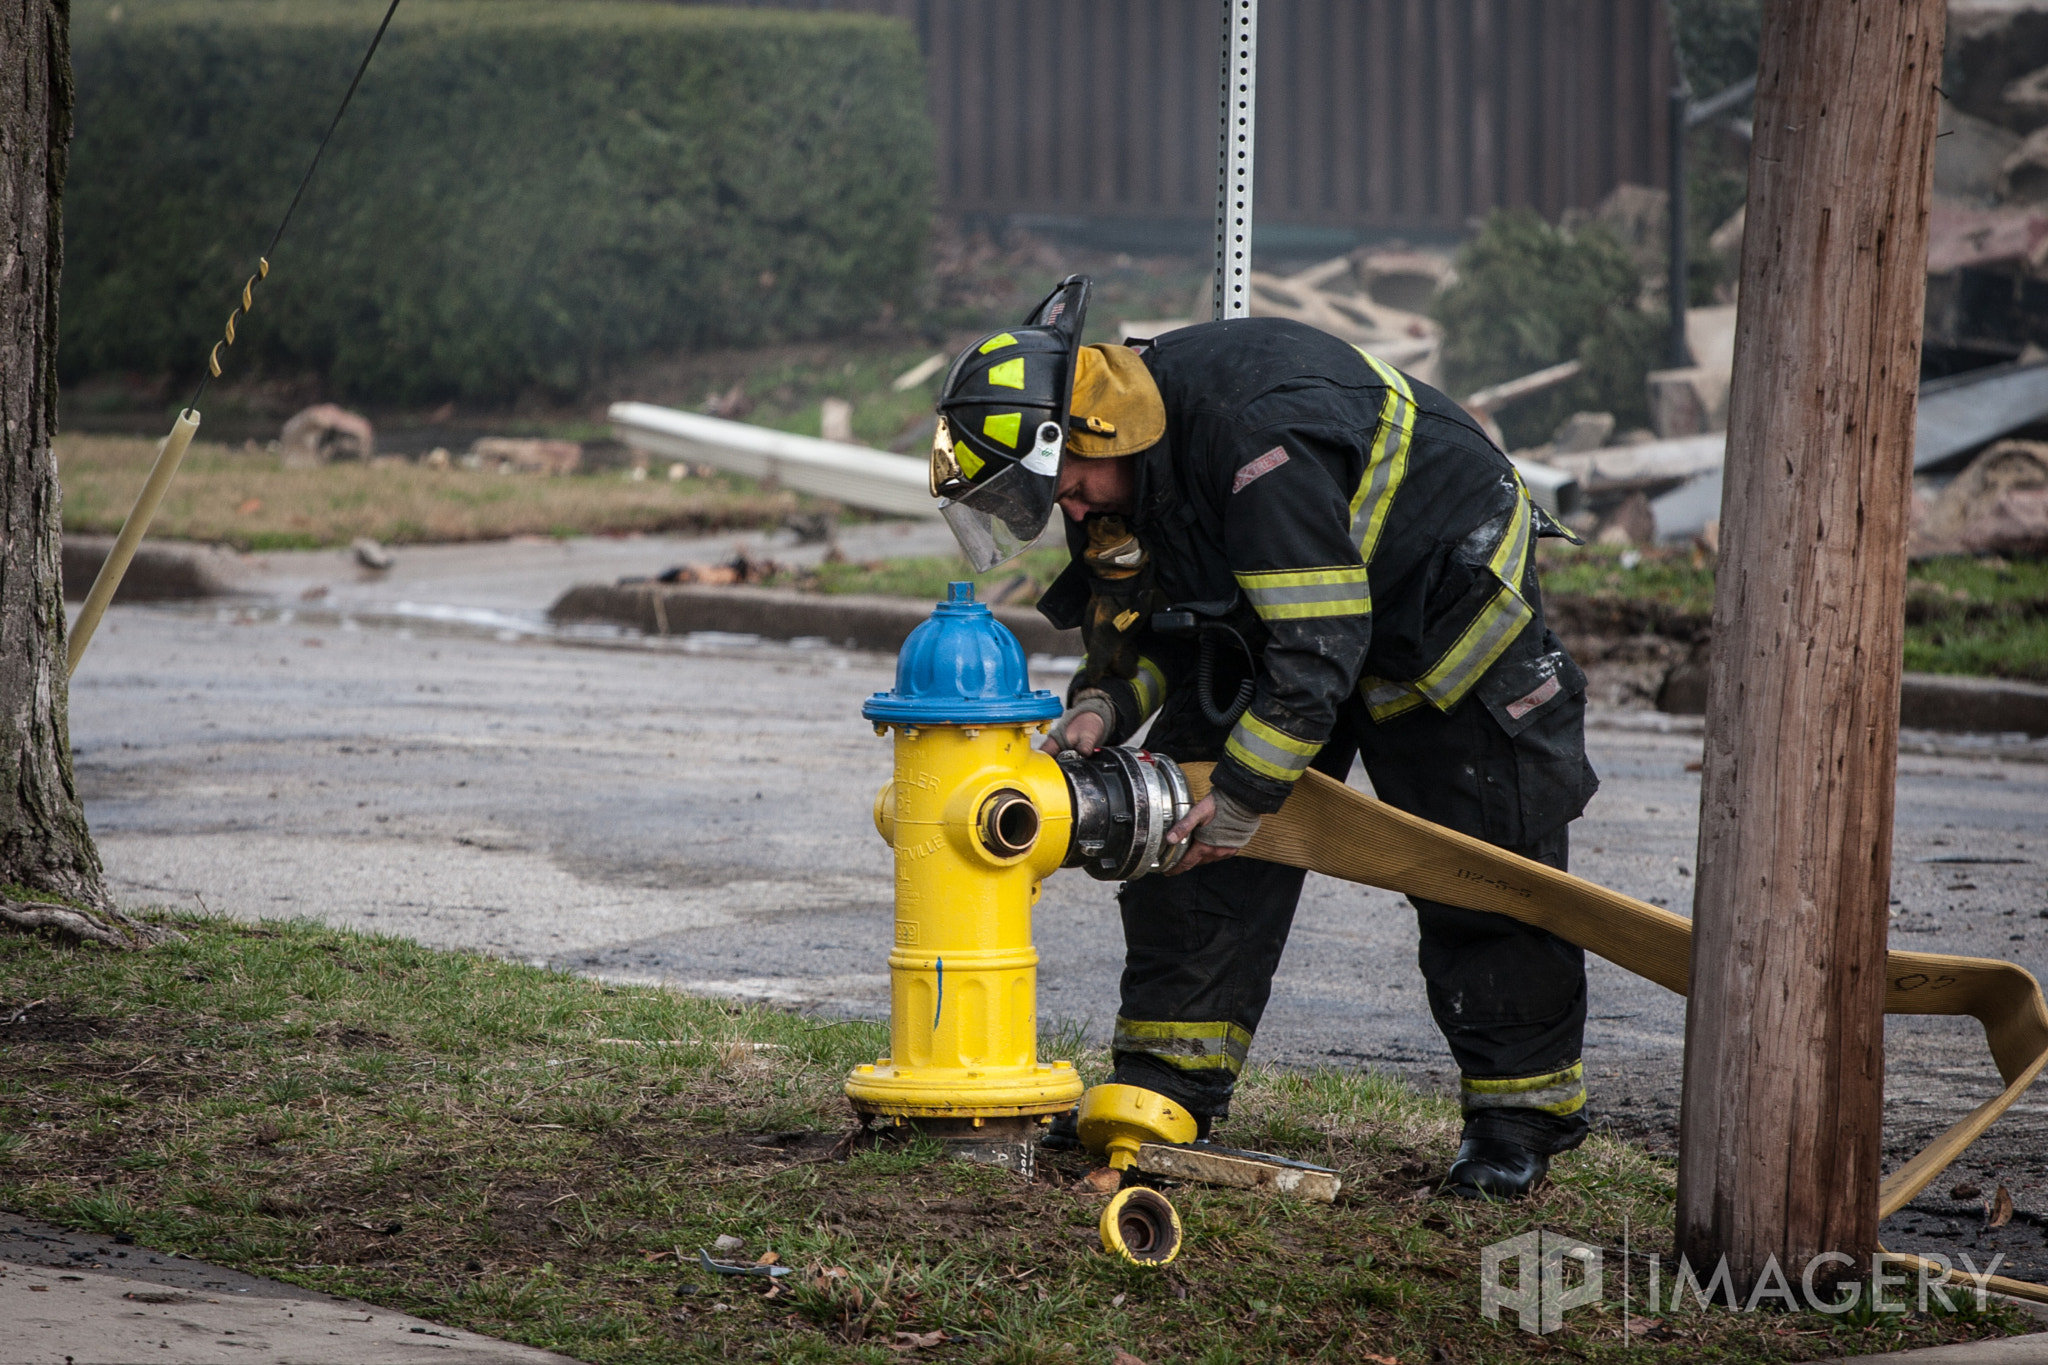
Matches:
[1193,787,1263,851]
[1048,691,1118,753]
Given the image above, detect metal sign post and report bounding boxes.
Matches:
[1212,0,1257,321]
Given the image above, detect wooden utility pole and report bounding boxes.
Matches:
[1678,0,1945,1293]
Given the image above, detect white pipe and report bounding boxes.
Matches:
[607,401,939,520]
[68,408,203,675]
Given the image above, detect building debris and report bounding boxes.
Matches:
[698,1247,790,1279]
[1643,305,1739,439]
[1928,201,2048,274]
[1510,458,1581,519]
[635,553,782,587]
[701,381,752,420]
[1118,247,1452,383]
[351,537,395,572]
[1544,434,1726,486]
[467,437,583,476]
[1353,247,1455,311]
[1915,359,2048,471]
[1246,258,1441,379]
[1131,1142,1341,1202]
[1550,412,1616,455]
[1912,439,2048,557]
[1463,360,1584,421]
[890,353,947,392]
[1645,368,1728,439]
[279,404,373,468]
[1138,1137,1343,1203]
[819,397,857,445]
[1595,492,1658,547]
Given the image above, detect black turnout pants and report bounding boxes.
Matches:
[1112,624,1598,1155]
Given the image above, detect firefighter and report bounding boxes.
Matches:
[928,276,1599,1198]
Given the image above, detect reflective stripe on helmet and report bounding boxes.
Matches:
[983,412,1021,448]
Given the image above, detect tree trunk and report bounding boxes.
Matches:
[0,0,149,948]
[1676,0,1943,1296]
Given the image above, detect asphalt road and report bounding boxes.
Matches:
[64,562,2048,1276]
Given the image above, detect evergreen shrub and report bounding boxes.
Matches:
[1433,208,1666,450]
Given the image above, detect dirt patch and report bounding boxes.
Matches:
[315,1023,397,1050]
[0,1002,108,1043]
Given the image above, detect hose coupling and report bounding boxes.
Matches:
[1055,747,1193,881]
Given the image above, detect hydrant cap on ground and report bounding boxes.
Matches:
[862,582,1062,725]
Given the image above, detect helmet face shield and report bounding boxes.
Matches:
[939,460,1057,572]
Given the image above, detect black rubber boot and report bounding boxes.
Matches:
[1443,1134,1550,1200]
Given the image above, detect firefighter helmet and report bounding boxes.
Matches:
[930,275,1089,570]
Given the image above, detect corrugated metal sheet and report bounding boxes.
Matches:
[700,0,1675,232]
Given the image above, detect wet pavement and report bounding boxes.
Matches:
[62,533,2048,1282]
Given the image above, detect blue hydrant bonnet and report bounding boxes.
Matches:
[863,582,1063,725]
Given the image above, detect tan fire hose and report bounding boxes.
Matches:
[1182,763,2048,1304]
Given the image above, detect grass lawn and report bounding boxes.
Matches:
[54,419,2048,680]
[56,435,803,552]
[1535,545,2048,683]
[780,545,2048,684]
[0,914,2031,1363]
[769,547,1076,610]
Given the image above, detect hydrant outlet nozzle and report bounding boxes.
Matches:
[977,789,1040,858]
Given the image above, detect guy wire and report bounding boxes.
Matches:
[190,0,406,409]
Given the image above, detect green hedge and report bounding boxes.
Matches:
[63,1,933,401]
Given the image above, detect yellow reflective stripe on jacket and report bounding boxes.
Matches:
[1224,711,1321,783]
[1413,479,1537,711]
[1487,472,1537,582]
[1233,566,1371,621]
[1113,1016,1253,1074]
[1461,1061,1586,1116]
[1348,347,1417,565]
[1358,674,1427,722]
[1131,656,1168,718]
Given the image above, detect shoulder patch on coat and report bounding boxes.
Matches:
[1504,674,1562,721]
[1232,447,1290,493]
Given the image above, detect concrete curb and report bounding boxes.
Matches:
[62,534,247,603]
[1661,661,2048,737]
[549,582,1082,657]
[1899,673,2048,737]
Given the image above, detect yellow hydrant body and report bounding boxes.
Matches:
[847,584,1083,1121]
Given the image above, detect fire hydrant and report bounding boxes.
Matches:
[849,583,1198,1262]
[847,582,1085,1162]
